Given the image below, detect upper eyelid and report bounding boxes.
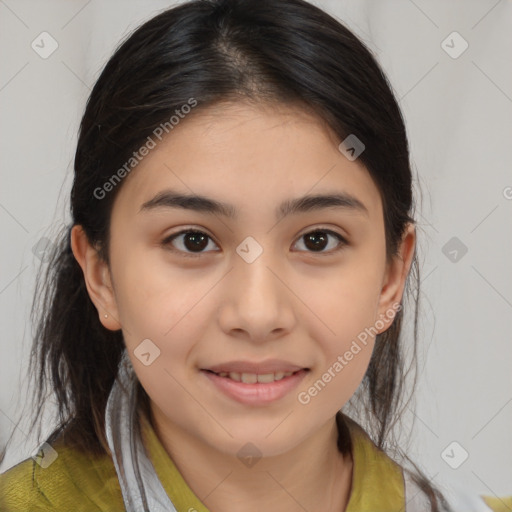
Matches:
[164,225,347,239]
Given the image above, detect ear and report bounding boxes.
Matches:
[70,224,121,331]
[376,223,416,333]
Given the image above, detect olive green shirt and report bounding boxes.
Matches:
[0,415,405,511]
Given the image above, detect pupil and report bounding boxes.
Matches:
[185,233,208,251]
[304,232,327,251]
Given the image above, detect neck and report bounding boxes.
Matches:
[149,407,353,512]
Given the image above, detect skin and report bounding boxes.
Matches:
[71,101,415,512]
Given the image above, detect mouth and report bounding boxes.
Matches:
[200,366,310,405]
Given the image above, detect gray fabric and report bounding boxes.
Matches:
[104,349,177,512]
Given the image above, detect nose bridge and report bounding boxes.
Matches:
[236,240,282,311]
[218,239,295,340]
[239,250,278,303]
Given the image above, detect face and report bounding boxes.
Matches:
[73,101,414,458]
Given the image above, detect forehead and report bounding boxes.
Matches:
[111,101,382,221]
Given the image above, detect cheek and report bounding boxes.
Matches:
[299,253,384,345]
[293,252,383,405]
[296,288,377,415]
[111,245,232,371]
[111,244,207,338]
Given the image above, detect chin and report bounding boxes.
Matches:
[202,416,311,458]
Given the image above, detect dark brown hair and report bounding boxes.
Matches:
[6,0,450,509]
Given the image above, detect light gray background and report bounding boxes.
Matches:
[1,0,511,505]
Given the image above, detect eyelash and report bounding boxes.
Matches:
[161,227,348,259]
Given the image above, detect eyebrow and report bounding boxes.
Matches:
[139,189,368,220]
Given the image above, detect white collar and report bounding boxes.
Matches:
[104,349,177,512]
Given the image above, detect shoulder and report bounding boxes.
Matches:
[343,414,403,476]
[342,415,406,510]
[0,455,51,511]
[342,416,447,512]
[0,436,125,511]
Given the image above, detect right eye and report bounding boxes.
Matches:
[161,229,220,258]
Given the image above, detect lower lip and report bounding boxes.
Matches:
[201,369,308,405]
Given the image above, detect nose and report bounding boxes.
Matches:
[217,249,297,344]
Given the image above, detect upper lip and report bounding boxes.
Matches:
[203,359,309,374]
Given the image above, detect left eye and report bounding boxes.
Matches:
[162,228,346,257]
[292,229,347,254]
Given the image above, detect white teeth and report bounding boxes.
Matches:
[215,371,297,382]
[257,373,275,383]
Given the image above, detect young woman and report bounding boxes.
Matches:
[0,0,453,510]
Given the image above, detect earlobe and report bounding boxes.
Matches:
[376,223,416,333]
[70,225,122,331]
